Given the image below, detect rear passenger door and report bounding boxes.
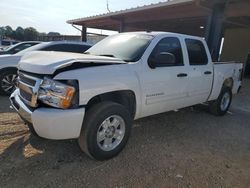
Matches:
[185,38,213,104]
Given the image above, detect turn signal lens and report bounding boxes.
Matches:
[59,86,75,109]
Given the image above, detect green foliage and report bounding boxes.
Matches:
[48,32,60,36]
[15,26,24,40]
[0,27,5,39]
[23,27,39,40]
[5,26,13,38]
[0,26,14,39]
[0,26,60,41]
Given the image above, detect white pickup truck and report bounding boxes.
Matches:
[10,32,243,160]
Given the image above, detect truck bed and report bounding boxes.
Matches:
[208,62,243,101]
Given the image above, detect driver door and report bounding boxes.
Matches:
[139,36,190,117]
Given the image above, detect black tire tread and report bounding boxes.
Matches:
[0,68,17,96]
[209,87,232,116]
[78,101,132,160]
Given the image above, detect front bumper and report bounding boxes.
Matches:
[10,90,85,140]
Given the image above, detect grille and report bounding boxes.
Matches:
[19,73,36,86]
[18,72,43,107]
[20,89,32,101]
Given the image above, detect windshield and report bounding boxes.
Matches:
[5,42,24,51]
[15,42,48,56]
[86,33,154,62]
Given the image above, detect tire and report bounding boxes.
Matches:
[78,102,132,160]
[209,87,232,116]
[0,68,17,96]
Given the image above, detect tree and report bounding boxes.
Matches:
[39,32,47,36]
[23,27,39,40]
[0,27,6,39]
[0,25,62,41]
[47,32,60,36]
[4,26,13,38]
[15,26,24,40]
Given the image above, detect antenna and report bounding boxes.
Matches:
[106,0,111,12]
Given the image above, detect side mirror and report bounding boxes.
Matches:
[155,52,176,65]
[148,52,176,69]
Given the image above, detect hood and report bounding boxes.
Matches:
[18,51,126,74]
[0,54,21,69]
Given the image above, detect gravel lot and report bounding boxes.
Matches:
[0,79,250,188]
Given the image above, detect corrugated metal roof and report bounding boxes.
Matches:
[67,0,195,24]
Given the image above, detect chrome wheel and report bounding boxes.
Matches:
[220,92,230,111]
[97,115,125,151]
[1,73,17,94]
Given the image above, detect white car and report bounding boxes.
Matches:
[0,41,91,95]
[10,32,243,160]
[0,41,40,55]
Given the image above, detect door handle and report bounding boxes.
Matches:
[177,73,188,77]
[204,71,212,75]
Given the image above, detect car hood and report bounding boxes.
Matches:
[18,51,127,74]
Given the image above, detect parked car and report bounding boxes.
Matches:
[0,40,19,47]
[10,32,243,160]
[0,41,40,55]
[0,41,92,95]
[0,46,9,51]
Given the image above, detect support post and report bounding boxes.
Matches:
[119,21,125,33]
[81,26,87,42]
[205,3,226,61]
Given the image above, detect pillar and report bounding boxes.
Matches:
[205,3,226,61]
[81,26,87,42]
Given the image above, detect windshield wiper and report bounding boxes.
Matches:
[98,54,116,58]
[85,53,128,62]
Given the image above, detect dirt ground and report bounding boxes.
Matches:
[0,80,250,188]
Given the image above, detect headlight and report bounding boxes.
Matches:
[38,77,75,109]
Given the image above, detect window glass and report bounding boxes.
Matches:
[15,43,33,51]
[66,44,91,53]
[185,39,208,65]
[86,33,153,62]
[149,37,183,66]
[42,44,90,53]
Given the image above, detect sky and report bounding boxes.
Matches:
[0,0,165,35]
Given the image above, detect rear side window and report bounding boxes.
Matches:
[185,39,208,65]
[42,44,90,53]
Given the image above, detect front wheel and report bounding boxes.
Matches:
[0,68,17,96]
[209,87,232,116]
[78,102,132,160]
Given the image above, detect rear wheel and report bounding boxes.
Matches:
[209,87,232,116]
[0,68,17,95]
[78,102,132,160]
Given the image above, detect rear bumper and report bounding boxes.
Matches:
[10,90,85,140]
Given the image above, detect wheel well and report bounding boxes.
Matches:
[86,90,136,118]
[223,78,233,90]
[0,67,17,73]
